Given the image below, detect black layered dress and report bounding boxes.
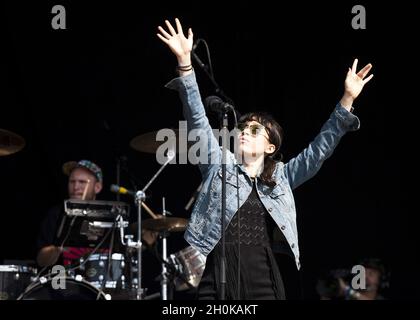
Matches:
[198,179,287,300]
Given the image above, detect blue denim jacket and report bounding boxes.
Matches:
[165,72,360,270]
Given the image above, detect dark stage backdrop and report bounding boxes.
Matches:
[0,1,415,299]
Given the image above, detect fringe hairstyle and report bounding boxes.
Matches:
[238,112,284,187]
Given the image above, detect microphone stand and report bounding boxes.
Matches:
[193,41,237,301]
[193,42,237,300]
[220,111,229,300]
[124,153,175,300]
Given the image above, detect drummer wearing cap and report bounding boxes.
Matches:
[36,160,158,268]
[36,160,104,267]
[63,160,103,201]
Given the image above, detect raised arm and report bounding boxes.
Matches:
[284,59,373,189]
[339,59,373,111]
[157,18,194,77]
[157,18,221,176]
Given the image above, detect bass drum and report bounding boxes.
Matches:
[17,276,109,300]
[0,265,37,300]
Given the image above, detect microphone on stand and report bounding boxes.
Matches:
[110,184,135,197]
[204,95,241,121]
[204,96,235,114]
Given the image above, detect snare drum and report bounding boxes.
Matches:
[169,246,206,291]
[0,265,37,300]
[79,253,128,290]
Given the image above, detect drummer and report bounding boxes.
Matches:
[36,159,158,268]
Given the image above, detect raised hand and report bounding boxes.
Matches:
[340,58,373,110]
[157,18,193,66]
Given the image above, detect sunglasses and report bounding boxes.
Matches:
[237,123,267,137]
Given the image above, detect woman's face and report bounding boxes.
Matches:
[236,120,275,161]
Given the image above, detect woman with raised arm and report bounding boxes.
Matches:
[157,18,373,300]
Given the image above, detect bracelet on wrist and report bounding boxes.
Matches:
[177,64,193,71]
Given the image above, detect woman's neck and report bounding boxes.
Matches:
[243,155,265,178]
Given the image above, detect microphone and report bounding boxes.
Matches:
[205,95,234,114]
[110,184,135,196]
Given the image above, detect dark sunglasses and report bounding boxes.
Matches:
[237,123,267,137]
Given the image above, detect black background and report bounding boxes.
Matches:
[0,1,416,300]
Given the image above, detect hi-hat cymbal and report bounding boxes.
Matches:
[0,129,25,156]
[131,217,188,233]
[130,129,188,154]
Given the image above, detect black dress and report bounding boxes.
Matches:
[198,179,286,300]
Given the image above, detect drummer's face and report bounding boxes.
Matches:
[68,168,102,200]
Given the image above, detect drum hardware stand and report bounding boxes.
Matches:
[160,197,171,300]
[157,198,193,300]
[119,152,175,300]
[153,245,196,294]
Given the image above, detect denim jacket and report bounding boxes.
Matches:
[165,72,360,270]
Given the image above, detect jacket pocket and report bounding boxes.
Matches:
[216,168,239,188]
[269,184,285,198]
[269,184,293,213]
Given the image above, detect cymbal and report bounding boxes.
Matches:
[131,217,188,233]
[0,129,25,156]
[130,129,188,154]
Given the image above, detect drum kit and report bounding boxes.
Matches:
[0,128,206,300]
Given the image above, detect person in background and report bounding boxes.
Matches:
[36,159,158,268]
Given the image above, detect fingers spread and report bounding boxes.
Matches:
[157,33,169,44]
[157,26,171,39]
[362,74,374,84]
[165,19,177,36]
[357,63,373,79]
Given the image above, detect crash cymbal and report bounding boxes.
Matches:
[130,129,188,154]
[131,217,188,233]
[0,129,25,156]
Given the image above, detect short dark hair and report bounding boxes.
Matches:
[238,112,284,187]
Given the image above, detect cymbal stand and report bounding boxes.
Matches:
[126,152,175,300]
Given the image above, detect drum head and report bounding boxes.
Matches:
[18,277,108,300]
